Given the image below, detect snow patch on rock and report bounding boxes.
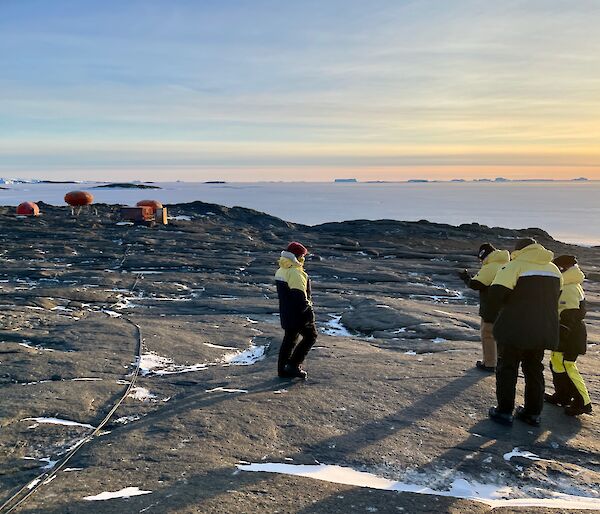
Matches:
[237,462,600,509]
[83,487,152,501]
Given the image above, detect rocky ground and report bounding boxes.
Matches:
[0,201,599,513]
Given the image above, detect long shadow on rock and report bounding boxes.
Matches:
[295,396,587,514]
[17,369,488,513]
[156,372,488,513]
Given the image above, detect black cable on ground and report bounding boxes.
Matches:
[0,234,144,513]
[0,317,143,514]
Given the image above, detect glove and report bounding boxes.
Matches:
[458,269,471,285]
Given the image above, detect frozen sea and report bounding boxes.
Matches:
[2,181,599,246]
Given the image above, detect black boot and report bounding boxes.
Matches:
[476,361,495,373]
[548,370,574,406]
[278,330,299,377]
[515,406,541,427]
[283,363,307,380]
[488,406,513,426]
[564,395,593,416]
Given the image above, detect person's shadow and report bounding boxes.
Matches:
[13,362,587,514]
[293,401,585,513]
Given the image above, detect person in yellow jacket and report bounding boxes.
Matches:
[275,242,317,379]
[486,238,563,427]
[545,255,593,416]
[459,243,510,372]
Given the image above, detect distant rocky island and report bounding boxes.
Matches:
[94,182,161,189]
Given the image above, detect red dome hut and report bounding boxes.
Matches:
[65,191,94,207]
[136,199,163,212]
[16,201,40,216]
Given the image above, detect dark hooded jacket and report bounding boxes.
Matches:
[467,249,510,322]
[488,243,563,350]
[275,251,314,330]
[558,265,587,356]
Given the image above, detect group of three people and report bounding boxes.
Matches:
[274,239,592,427]
[461,238,593,426]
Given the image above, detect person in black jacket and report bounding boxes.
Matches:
[459,243,510,372]
[545,255,592,416]
[486,238,562,427]
[275,242,317,379]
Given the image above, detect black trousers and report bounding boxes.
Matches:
[496,344,545,416]
[278,323,318,373]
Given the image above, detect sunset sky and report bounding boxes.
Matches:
[1,1,600,181]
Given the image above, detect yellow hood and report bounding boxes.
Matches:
[483,249,510,265]
[562,264,585,286]
[278,251,305,269]
[511,243,554,264]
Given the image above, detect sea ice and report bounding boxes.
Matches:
[83,487,152,501]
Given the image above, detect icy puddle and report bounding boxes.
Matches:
[237,463,600,510]
[205,387,248,393]
[18,342,54,352]
[137,352,209,376]
[83,487,152,501]
[223,343,268,366]
[503,447,553,463]
[21,417,95,429]
[127,386,157,402]
[321,315,353,337]
[137,343,268,376]
[203,342,238,350]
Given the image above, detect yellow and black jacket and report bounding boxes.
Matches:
[558,265,587,356]
[488,243,563,350]
[467,249,510,322]
[275,251,314,330]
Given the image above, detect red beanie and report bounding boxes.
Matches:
[286,241,308,258]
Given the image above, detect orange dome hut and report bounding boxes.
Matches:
[65,191,94,207]
[16,201,40,216]
[134,199,167,224]
[136,199,163,212]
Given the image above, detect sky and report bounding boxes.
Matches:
[1,0,600,182]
